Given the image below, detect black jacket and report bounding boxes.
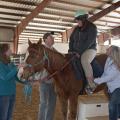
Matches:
[68,20,97,55]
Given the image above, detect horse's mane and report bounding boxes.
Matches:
[28,43,67,70]
[29,42,65,57]
[42,44,65,58]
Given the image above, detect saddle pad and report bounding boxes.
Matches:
[71,57,104,80]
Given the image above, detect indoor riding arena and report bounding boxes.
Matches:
[0,0,120,120]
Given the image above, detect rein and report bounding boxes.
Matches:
[41,55,75,81]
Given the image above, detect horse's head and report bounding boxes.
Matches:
[22,39,45,80]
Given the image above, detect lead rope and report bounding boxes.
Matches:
[23,81,33,104]
[23,75,34,104]
[43,49,50,67]
[19,54,33,104]
[23,66,44,104]
[23,64,34,104]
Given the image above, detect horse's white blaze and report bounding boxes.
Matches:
[24,51,29,62]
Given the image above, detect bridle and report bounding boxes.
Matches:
[25,46,50,70]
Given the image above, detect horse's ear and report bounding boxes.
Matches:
[28,39,32,46]
[37,38,42,45]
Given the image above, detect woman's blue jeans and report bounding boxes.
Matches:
[0,95,16,120]
[38,83,56,120]
[109,88,120,120]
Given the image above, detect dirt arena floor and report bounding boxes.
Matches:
[13,84,63,120]
[13,84,107,120]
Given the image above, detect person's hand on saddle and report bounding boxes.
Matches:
[85,81,97,95]
[68,51,80,58]
[89,81,97,90]
[75,53,80,58]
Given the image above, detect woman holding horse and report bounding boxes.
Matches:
[94,45,120,120]
[0,43,26,120]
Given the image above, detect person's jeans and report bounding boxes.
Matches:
[109,88,120,120]
[38,83,56,120]
[0,95,16,120]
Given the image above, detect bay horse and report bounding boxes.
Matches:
[22,39,108,120]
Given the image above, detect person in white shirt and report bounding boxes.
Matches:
[94,45,120,120]
[37,33,57,120]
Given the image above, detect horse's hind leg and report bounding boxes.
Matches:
[59,95,68,120]
[68,95,78,120]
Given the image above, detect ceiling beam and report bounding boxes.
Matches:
[23,29,61,34]
[65,1,120,41]
[0,17,20,21]
[0,12,26,17]
[89,1,120,22]
[90,0,109,4]
[53,0,119,19]
[0,5,32,12]
[53,0,96,9]
[0,0,38,6]
[37,9,120,23]
[0,25,15,29]
[0,22,16,25]
[13,0,52,53]
[99,19,120,24]
[34,14,120,26]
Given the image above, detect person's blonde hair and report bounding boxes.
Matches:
[109,45,120,70]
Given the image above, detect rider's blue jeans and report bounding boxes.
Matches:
[0,95,15,120]
[109,88,120,120]
[38,82,56,120]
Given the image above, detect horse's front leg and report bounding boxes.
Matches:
[58,94,68,120]
[68,95,78,120]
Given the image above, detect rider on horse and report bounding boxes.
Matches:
[68,9,97,94]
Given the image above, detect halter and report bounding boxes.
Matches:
[25,47,50,70]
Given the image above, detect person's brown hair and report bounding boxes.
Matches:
[0,44,9,54]
[0,44,10,62]
[43,33,51,42]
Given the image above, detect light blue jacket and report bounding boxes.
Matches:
[94,57,120,93]
[0,61,23,95]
